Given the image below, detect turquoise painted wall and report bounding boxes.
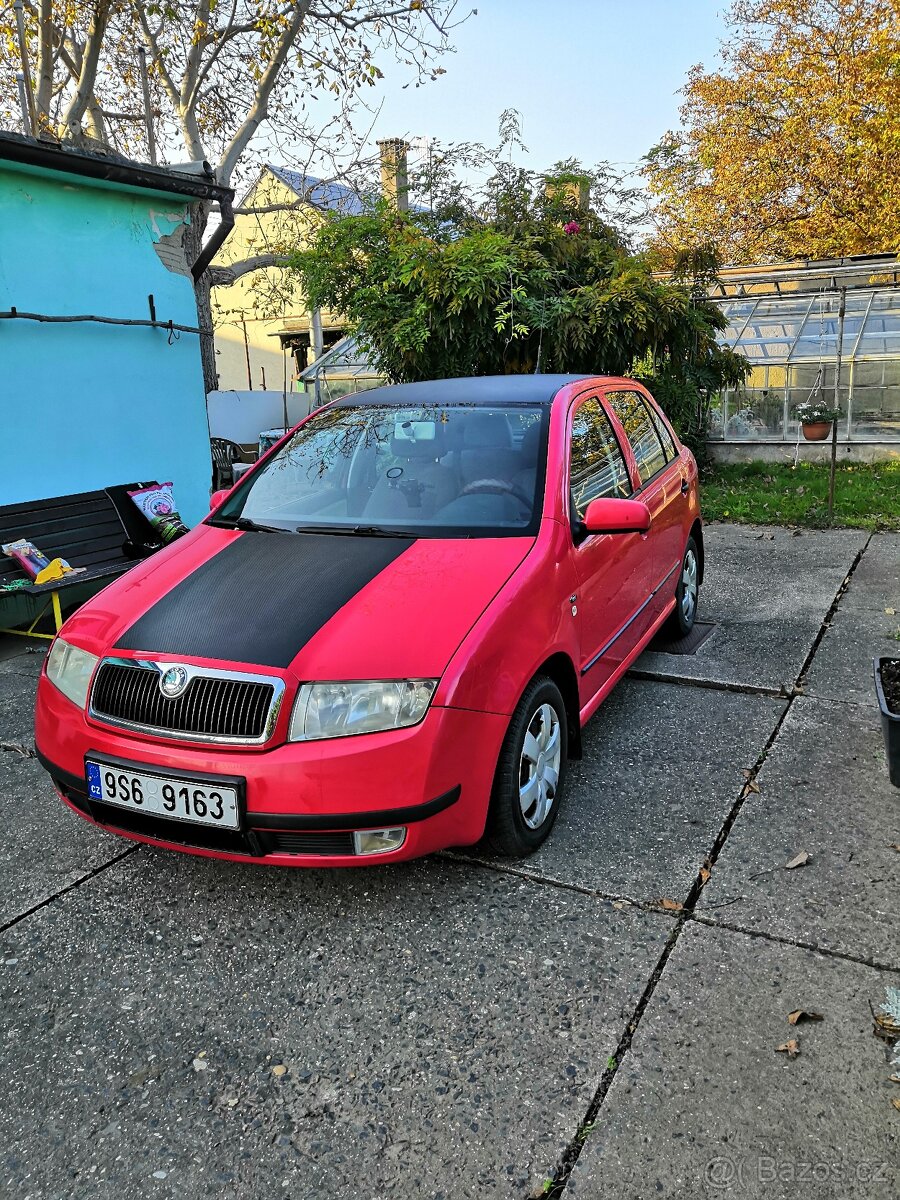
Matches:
[0,162,212,525]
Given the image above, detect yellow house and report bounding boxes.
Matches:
[211,165,362,392]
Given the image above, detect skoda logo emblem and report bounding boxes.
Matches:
[159,665,189,698]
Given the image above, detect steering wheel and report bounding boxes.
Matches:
[461,478,533,510]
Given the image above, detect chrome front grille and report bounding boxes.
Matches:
[89,659,284,744]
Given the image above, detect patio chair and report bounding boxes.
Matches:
[210,438,243,490]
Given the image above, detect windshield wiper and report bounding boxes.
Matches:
[294,524,411,538]
[208,516,292,534]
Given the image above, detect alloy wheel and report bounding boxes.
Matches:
[518,702,561,829]
[681,547,698,624]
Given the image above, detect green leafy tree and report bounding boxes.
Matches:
[291,146,747,459]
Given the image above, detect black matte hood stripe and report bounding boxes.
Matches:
[115,532,414,668]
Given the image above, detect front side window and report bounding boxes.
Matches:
[568,398,631,519]
[607,390,668,484]
[213,401,547,538]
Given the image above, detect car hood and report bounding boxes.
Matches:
[62,526,534,680]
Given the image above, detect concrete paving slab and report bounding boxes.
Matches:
[636,524,868,691]
[698,697,899,965]
[462,679,785,906]
[567,922,899,1200]
[804,605,900,705]
[0,669,38,747]
[838,533,900,614]
[0,639,47,676]
[0,752,122,925]
[0,852,670,1200]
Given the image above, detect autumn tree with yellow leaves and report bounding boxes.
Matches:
[645,0,900,264]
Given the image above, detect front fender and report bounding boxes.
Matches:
[436,519,580,717]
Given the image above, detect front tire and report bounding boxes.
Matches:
[484,676,568,857]
[665,535,700,637]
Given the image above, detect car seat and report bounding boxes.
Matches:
[459,413,520,491]
[362,427,456,520]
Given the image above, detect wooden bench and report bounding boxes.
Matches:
[0,484,164,641]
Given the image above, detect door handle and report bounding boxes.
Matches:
[680,477,689,496]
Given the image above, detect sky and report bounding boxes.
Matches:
[359,0,730,178]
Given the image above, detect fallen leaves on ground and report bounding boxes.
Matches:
[873,1009,900,1041]
[785,851,811,869]
[892,1099,900,1113]
[889,844,900,853]
[272,1064,287,1077]
[775,1039,800,1058]
[656,898,683,912]
[788,1009,824,1025]
[742,779,761,796]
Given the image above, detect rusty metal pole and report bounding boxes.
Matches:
[137,47,157,165]
[16,73,32,136]
[827,286,846,527]
[13,1,37,135]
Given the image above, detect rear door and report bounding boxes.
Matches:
[566,393,649,700]
[604,388,684,616]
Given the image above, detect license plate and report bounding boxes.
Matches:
[85,761,240,830]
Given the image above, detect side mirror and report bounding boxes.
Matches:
[582,497,652,535]
[209,488,230,511]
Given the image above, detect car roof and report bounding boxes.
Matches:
[333,375,638,408]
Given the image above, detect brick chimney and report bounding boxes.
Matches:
[377,138,409,211]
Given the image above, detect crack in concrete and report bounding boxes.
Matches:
[0,844,141,938]
[440,851,658,913]
[688,911,900,974]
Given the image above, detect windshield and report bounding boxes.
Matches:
[214,401,548,538]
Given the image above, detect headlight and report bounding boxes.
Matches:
[46,638,100,710]
[288,679,438,741]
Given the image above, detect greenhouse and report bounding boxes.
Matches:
[709,255,900,452]
[297,333,384,402]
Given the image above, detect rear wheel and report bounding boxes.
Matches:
[665,535,700,637]
[484,675,568,857]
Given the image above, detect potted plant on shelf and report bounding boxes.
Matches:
[793,399,841,441]
[874,658,900,787]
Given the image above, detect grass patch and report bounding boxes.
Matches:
[701,461,900,531]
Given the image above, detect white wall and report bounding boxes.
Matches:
[206,390,313,445]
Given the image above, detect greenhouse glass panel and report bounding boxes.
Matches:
[854,291,900,358]
[719,299,758,346]
[730,298,813,360]
[790,292,869,361]
[851,358,900,440]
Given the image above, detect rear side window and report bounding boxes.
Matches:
[648,403,678,460]
[607,391,668,484]
[569,398,631,518]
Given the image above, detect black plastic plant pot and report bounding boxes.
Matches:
[874,657,900,788]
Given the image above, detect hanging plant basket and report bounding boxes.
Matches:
[801,420,833,441]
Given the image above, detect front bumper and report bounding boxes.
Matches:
[35,673,507,867]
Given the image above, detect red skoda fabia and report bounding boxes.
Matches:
[35,375,702,866]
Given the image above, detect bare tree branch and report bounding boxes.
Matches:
[208,252,290,287]
[217,1,313,184]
